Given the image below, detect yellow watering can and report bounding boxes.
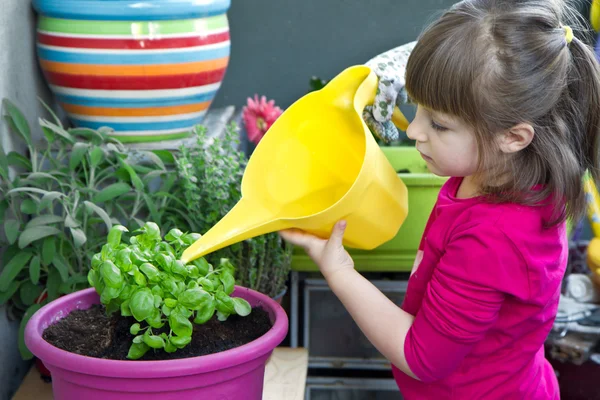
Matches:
[180,65,410,264]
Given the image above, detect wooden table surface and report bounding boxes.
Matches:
[13,347,308,400]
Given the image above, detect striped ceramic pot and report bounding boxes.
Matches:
[31,0,231,143]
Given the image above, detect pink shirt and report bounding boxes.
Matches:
[393,177,566,399]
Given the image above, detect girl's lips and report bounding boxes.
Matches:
[419,152,433,162]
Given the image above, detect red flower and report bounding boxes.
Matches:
[242,95,283,145]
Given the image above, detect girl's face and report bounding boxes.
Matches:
[406,105,479,178]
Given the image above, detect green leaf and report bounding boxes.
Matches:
[216,310,229,321]
[100,261,122,288]
[4,219,20,245]
[41,236,55,266]
[143,334,165,349]
[139,263,160,282]
[46,267,61,301]
[39,191,65,211]
[127,342,150,360]
[19,304,42,360]
[193,258,210,276]
[133,270,147,286]
[38,97,63,127]
[232,297,252,316]
[130,288,154,321]
[107,224,128,247]
[64,214,79,228]
[3,99,32,147]
[118,158,144,191]
[25,215,63,230]
[7,151,32,171]
[39,118,74,144]
[0,251,32,291]
[51,254,70,282]
[84,201,113,230]
[93,182,131,203]
[219,271,235,295]
[29,256,41,285]
[215,291,235,315]
[18,226,61,249]
[168,312,193,337]
[89,147,105,168]
[70,127,106,145]
[0,281,21,305]
[121,300,132,317]
[19,281,44,306]
[142,193,160,224]
[20,199,37,215]
[0,141,8,182]
[69,142,89,171]
[70,228,87,247]
[178,287,211,310]
[130,323,141,335]
[169,335,192,349]
[193,297,216,324]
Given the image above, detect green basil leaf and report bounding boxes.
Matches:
[168,312,193,337]
[165,229,183,242]
[216,310,229,321]
[130,323,141,335]
[164,339,177,353]
[134,270,147,287]
[143,334,165,349]
[193,297,216,324]
[162,304,172,316]
[127,342,150,360]
[215,291,235,315]
[121,300,132,317]
[169,335,191,349]
[219,271,235,295]
[107,225,128,247]
[146,309,164,329]
[171,260,188,277]
[0,251,32,291]
[100,261,122,288]
[178,287,210,310]
[87,269,99,288]
[130,288,154,321]
[193,258,211,276]
[232,297,252,317]
[164,298,177,308]
[198,277,214,291]
[140,263,160,282]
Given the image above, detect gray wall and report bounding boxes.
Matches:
[213,0,458,109]
[0,1,55,399]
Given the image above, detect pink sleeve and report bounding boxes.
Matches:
[404,224,527,383]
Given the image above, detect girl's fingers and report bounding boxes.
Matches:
[279,229,319,248]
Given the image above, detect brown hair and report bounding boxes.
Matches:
[405,0,600,224]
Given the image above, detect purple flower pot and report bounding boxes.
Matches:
[25,286,288,399]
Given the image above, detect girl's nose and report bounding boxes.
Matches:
[406,120,427,142]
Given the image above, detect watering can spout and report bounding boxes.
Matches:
[180,199,281,263]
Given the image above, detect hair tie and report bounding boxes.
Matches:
[563,25,574,44]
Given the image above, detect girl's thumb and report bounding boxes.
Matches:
[329,220,347,246]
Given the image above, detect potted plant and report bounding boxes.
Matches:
[158,124,294,301]
[31,0,232,143]
[0,98,170,362]
[24,222,288,399]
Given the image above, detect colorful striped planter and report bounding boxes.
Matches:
[32,0,231,143]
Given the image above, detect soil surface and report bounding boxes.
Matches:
[42,304,272,361]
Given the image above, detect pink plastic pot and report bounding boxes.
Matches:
[25,286,288,399]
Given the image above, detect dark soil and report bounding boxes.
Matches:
[42,304,272,361]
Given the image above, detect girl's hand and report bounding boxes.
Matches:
[279,221,354,279]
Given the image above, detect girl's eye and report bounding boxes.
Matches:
[430,120,448,131]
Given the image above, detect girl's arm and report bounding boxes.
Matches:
[324,267,418,379]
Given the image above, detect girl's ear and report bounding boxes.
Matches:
[498,123,535,154]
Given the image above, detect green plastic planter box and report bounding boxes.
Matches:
[291,146,447,272]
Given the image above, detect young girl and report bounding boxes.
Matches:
[280,0,600,398]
